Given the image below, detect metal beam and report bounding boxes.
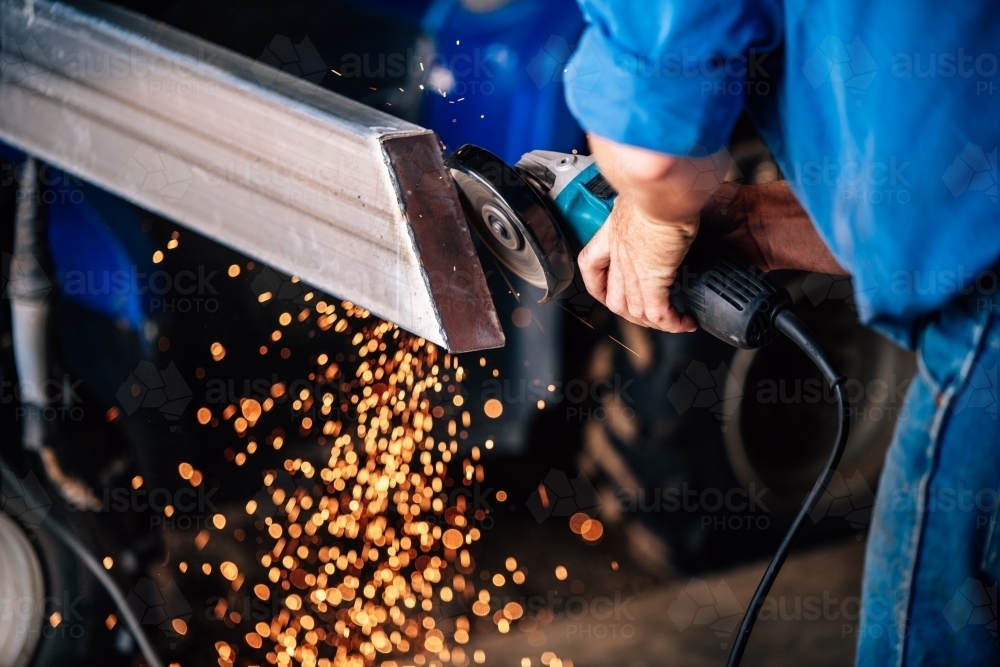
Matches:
[0,0,504,352]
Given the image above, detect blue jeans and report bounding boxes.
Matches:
[858,291,1000,666]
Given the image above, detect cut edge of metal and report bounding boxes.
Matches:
[381,134,505,353]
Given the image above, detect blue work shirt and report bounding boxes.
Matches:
[564,0,1000,348]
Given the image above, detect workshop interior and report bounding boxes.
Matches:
[0,1,933,667]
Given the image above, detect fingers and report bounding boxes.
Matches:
[647,300,697,333]
[619,249,648,323]
[579,194,699,334]
[638,270,697,333]
[578,222,611,303]
[600,229,693,333]
[603,239,629,318]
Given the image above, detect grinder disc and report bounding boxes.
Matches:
[446,144,574,302]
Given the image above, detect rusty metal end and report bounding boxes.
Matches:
[381,133,505,353]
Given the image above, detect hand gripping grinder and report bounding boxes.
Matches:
[446,144,789,350]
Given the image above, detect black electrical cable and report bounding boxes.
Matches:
[726,308,851,667]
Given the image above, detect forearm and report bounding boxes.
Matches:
[589,135,724,227]
[708,181,849,276]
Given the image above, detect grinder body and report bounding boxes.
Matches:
[447,145,790,350]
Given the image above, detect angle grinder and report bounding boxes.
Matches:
[446,144,852,666]
[446,144,789,350]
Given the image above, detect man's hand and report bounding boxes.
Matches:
[578,136,849,333]
[579,196,699,332]
[578,135,730,333]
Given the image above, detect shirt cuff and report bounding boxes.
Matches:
[564,25,744,156]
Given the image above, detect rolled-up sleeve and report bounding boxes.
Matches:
[565,0,782,155]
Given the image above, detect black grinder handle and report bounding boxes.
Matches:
[670,247,791,349]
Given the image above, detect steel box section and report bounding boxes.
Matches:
[0,0,503,352]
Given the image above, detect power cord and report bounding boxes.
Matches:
[726,309,851,666]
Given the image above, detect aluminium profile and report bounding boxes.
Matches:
[0,0,504,352]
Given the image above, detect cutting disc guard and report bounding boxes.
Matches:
[446,144,574,302]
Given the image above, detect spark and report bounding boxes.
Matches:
[557,303,641,357]
[491,259,520,301]
[196,304,505,667]
[556,302,593,330]
[178,266,591,667]
[606,334,641,358]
